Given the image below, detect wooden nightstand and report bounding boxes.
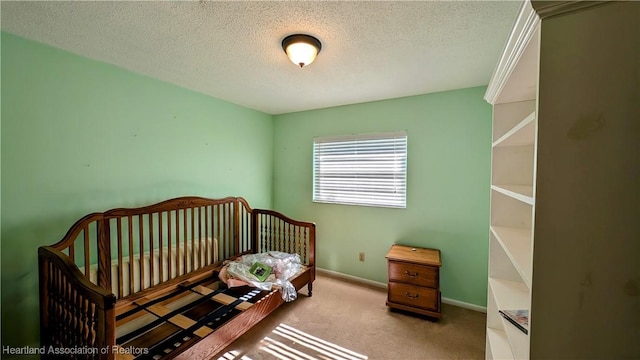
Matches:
[386,244,442,319]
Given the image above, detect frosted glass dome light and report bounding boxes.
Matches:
[282,34,322,68]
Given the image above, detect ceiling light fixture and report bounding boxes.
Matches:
[282,34,322,68]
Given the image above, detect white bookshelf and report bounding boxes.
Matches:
[485,1,639,359]
[485,1,539,359]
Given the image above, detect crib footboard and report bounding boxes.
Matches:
[39,246,116,359]
[253,209,316,294]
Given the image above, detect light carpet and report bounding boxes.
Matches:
[217,273,486,360]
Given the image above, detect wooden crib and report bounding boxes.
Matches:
[38,196,315,359]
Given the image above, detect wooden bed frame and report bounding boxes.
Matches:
[38,196,316,359]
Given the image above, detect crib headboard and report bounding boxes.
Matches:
[45,197,251,299]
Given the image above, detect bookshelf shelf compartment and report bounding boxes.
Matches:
[487,328,514,360]
[500,315,529,360]
[493,111,536,147]
[489,278,529,310]
[490,226,532,287]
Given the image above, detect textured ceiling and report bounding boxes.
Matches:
[1,1,521,115]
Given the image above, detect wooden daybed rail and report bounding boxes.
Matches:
[38,196,315,359]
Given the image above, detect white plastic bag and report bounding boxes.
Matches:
[224,252,302,301]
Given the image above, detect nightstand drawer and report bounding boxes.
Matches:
[388,282,439,311]
[388,260,438,288]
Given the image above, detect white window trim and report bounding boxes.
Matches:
[313,131,407,209]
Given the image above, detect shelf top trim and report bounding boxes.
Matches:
[485,1,611,105]
[484,1,540,105]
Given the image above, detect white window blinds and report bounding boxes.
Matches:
[313,131,407,208]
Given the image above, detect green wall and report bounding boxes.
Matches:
[272,87,492,307]
[0,32,274,348]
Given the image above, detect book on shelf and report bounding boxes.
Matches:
[498,309,529,334]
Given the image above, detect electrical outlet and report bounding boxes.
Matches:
[359,252,365,262]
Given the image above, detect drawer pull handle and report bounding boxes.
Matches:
[405,292,419,299]
[404,271,418,278]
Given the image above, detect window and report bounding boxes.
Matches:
[313,131,407,208]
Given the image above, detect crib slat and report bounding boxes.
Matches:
[234,201,239,256]
[269,217,273,252]
[279,220,282,252]
[269,214,273,251]
[239,206,243,253]
[289,223,294,256]
[303,226,308,264]
[198,207,203,267]
[286,222,290,254]
[117,218,124,298]
[296,225,302,262]
[246,208,249,252]
[279,219,283,251]
[227,203,231,257]
[247,208,251,252]
[128,216,134,295]
[290,223,295,254]
[71,288,78,345]
[159,212,164,284]
[83,227,90,280]
[183,208,188,274]
[200,207,205,267]
[139,215,144,291]
[205,206,210,264]
[221,204,225,258]
[257,214,261,253]
[217,205,222,261]
[286,221,290,253]
[261,214,265,252]
[149,213,154,287]
[271,216,275,251]
[258,214,263,253]
[270,214,274,251]
[282,221,286,253]
[191,207,195,271]
[247,209,251,252]
[222,204,227,259]
[168,211,172,281]
[176,210,180,277]
[240,206,244,253]
[98,219,112,293]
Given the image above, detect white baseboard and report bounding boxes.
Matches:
[316,267,487,313]
[441,297,487,313]
[317,267,388,288]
